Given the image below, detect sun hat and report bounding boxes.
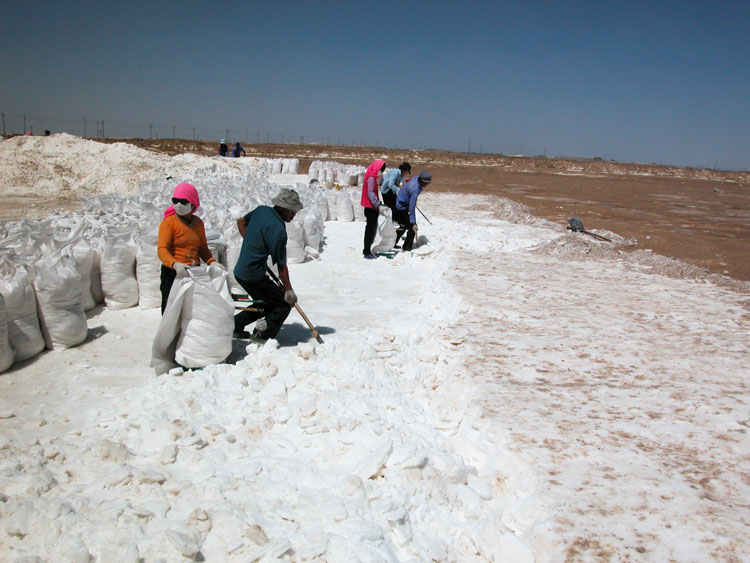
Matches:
[272,188,304,211]
[418,171,432,184]
[220,138,226,144]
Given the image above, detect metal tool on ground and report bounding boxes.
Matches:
[265,267,324,344]
[567,217,611,242]
[416,205,432,225]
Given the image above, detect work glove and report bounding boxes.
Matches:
[284,289,298,306]
[173,262,188,278]
[212,261,227,271]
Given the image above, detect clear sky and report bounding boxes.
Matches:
[2,1,748,170]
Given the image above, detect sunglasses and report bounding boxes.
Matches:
[172,197,190,205]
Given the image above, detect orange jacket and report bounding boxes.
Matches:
[157,214,216,268]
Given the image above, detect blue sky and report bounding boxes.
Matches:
[2,1,748,170]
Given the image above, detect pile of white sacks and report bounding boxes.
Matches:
[0,156,398,373]
[308,160,366,187]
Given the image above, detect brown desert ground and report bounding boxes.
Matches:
[8,137,750,282]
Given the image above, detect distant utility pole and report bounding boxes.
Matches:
[101,120,105,137]
[266,132,269,143]
[96,120,99,137]
[149,123,153,139]
[173,126,176,139]
[1,113,5,136]
[23,114,26,133]
[192,127,195,141]
[256,131,260,144]
[300,135,304,144]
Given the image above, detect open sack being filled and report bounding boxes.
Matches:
[151,264,234,375]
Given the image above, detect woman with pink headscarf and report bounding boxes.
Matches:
[157,182,222,313]
[360,159,387,259]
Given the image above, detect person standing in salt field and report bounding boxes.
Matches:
[233,188,303,343]
[361,159,387,259]
[157,183,224,314]
[380,162,411,214]
[218,138,229,156]
[232,142,246,157]
[394,171,431,251]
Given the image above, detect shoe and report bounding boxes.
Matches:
[364,254,377,260]
[249,330,268,345]
[233,330,251,339]
[394,245,401,249]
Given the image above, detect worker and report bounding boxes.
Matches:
[394,171,431,251]
[233,188,303,342]
[381,162,411,213]
[360,159,387,259]
[232,142,246,157]
[157,183,224,314]
[218,139,228,156]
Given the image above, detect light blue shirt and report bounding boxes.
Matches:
[381,169,403,195]
[395,177,423,224]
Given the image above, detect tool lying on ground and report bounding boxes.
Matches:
[265,267,324,344]
[416,205,432,225]
[567,217,612,242]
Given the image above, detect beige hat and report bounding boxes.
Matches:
[272,188,303,211]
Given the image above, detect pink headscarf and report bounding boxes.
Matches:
[163,183,200,218]
[364,159,386,183]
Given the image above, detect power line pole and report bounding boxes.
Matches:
[256,131,260,144]
[192,127,195,141]
[1,113,5,136]
[173,125,176,139]
[102,120,105,137]
[149,123,153,139]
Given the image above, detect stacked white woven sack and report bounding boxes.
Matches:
[308,161,365,187]
[0,156,328,373]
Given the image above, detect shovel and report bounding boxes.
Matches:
[567,217,611,242]
[265,267,324,344]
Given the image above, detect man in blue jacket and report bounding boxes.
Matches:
[394,171,431,251]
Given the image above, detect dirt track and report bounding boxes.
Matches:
[8,137,750,282]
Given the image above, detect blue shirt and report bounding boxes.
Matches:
[395,177,423,224]
[234,206,287,282]
[381,169,403,195]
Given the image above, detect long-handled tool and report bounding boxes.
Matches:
[416,205,432,225]
[567,217,611,242]
[265,267,324,344]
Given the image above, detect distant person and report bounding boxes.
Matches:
[157,183,223,314]
[218,138,228,157]
[381,162,411,213]
[394,171,431,251]
[44,130,51,136]
[232,142,246,157]
[360,159,387,259]
[233,188,303,343]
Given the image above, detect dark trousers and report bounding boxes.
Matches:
[382,191,397,213]
[234,275,291,339]
[394,208,416,251]
[362,207,379,255]
[160,265,177,314]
